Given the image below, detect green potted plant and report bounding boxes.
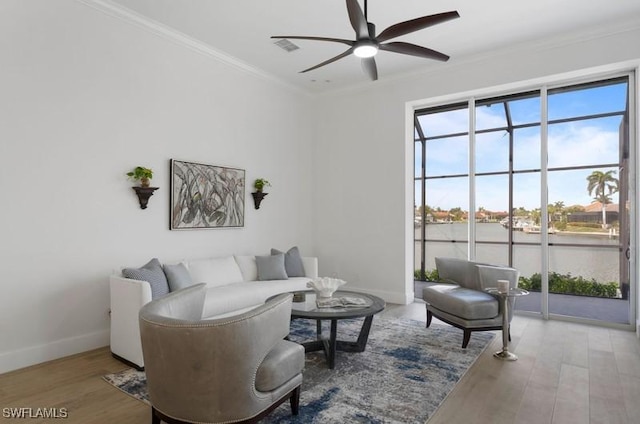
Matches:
[254,178,271,193]
[126,166,153,188]
[252,178,271,209]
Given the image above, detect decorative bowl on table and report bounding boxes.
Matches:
[307,277,346,299]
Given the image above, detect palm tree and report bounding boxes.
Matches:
[531,208,541,225]
[548,201,566,224]
[586,170,619,228]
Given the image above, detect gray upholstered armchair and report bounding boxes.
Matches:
[422,257,520,348]
[139,283,304,424]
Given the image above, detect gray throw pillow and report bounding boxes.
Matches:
[122,258,170,299]
[163,263,193,292]
[271,246,306,277]
[256,253,289,281]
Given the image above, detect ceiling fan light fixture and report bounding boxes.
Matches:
[353,41,378,58]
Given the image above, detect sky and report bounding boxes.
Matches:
[414,81,628,212]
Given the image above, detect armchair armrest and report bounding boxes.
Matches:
[476,264,520,322]
[109,275,152,368]
[475,265,519,291]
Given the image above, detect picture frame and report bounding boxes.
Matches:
[170,159,245,230]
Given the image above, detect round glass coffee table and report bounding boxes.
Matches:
[282,290,385,369]
[485,287,529,361]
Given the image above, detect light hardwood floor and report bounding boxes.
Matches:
[2,302,639,424]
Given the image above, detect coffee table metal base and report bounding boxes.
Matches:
[300,315,374,369]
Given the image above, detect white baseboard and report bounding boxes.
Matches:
[0,330,109,374]
[344,285,413,305]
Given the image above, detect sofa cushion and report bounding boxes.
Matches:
[185,256,244,288]
[271,246,306,277]
[234,255,258,281]
[256,254,288,281]
[163,262,193,292]
[423,284,499,320]
[122,258,169,300]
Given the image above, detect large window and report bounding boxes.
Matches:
[414,75,633,325]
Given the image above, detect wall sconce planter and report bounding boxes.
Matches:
[133,186,159,209]
[251,192,268,209]
[252,178,271,210]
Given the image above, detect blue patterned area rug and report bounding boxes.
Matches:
[103,318,494,424]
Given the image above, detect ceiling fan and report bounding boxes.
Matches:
[271,0,460,81]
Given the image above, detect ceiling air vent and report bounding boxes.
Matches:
[273,38,299,52]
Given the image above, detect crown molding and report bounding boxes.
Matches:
[75,0,310,97]
[74,0,640,98]
[318,16,640,98]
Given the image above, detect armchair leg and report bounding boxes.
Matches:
[290,386,301,416]
[151,407,161,424]
[426,309,433,328]
[462,330,471,348]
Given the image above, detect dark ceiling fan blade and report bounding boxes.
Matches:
[361,57,378,81]
[346,0,370,40]
[380,42,450,61]
[376,11,460,43]
[271,35,354,47]
[300,47,354,73]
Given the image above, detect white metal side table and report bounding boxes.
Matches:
[485,287,529,361]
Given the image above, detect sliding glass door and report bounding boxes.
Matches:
[414,74,634,326]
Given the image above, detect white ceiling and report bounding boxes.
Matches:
[107,0,640,93]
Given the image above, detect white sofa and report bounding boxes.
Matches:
[110,254,318,369]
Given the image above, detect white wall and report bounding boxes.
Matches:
[313,24,640,307]
[1,2,639,374]
[0,0,315,373]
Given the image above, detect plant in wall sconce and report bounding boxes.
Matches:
[252,178,271,209]
[126,166,158,210]
[126,166,154,187]
[254,178,271,193]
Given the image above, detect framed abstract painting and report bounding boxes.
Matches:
[170,159,245,229]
